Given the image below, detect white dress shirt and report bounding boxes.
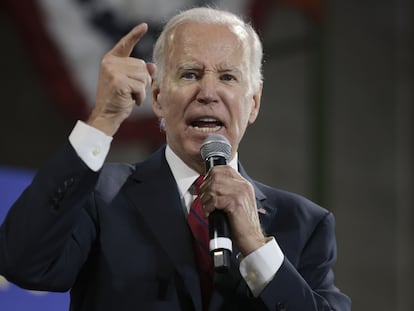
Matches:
[69,120,284,297]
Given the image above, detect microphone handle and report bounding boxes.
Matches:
[208,211,232,272]
[205,156,232,272]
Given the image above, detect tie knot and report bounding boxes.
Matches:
[194,175,205,194]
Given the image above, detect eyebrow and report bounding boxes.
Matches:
[218,67,242,75]
[177,64,243,74]
[177,65,201,72]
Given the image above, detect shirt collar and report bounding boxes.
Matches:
[165,145,238,198]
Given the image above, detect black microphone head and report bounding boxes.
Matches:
[200,134,232,161]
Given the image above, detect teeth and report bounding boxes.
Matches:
[193,126,221,133]
[199,118,218,122]
[190,117,223,133]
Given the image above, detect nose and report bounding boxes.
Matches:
[196,74,219,104]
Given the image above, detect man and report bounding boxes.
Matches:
[0,7,351,311]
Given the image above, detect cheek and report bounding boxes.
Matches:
[235,95,254,122]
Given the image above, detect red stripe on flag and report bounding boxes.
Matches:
[4,0,165,146]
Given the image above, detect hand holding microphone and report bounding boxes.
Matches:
[200,134,266,272]
[200,134,233,272]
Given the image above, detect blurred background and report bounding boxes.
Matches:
[0,0,413,310]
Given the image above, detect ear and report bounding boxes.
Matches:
[152,83,164,118]
[248,83,262,124]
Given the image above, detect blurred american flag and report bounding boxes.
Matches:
[4,0,321,145]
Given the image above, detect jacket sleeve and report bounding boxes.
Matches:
[259,213,351,311]
[0,141,100,291]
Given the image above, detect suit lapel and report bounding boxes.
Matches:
[238,163,277,234]
[122,152,276,309]
[123,147,202,309]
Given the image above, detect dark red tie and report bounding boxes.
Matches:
[187,175,213,310]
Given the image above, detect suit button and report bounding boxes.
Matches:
[56,187,64,198]
[50,197,60,210]
[276,302,287,311]
[63,178,75,189]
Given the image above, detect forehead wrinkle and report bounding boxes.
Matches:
[177,61,243,73]
[166,23,249,81]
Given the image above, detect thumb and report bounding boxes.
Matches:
[109,23,148,57]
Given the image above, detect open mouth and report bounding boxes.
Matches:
[190,118,223,133]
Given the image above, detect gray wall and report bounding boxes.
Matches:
[1,1,413,310]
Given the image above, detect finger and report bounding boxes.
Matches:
[146,63,157,78]
[127,72,152,90]
[106,57,152,88]
[110,23,148,57]
[122,59,153,86]
[131,83,147,106]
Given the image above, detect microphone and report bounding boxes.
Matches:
[200,134,232,272]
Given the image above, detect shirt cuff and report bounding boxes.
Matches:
[238,237,284,297]
[68,120,112,172]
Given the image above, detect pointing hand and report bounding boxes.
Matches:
[87,23,156,136]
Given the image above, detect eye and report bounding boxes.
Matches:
[181,72,198,80]
[220,74,236,82]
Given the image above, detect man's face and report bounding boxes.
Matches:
[152,22,262,173]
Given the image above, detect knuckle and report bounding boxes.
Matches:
[135,58,146,68]
[111,75,126,90]
[101,54,115,68]
[241,179,254,194]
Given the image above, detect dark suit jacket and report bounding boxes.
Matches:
[0,142,351,310]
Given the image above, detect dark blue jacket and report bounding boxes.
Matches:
[0,142,351,310]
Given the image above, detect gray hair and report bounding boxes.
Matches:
[152,7,263,93]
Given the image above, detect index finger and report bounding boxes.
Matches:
[109,23,148,57]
